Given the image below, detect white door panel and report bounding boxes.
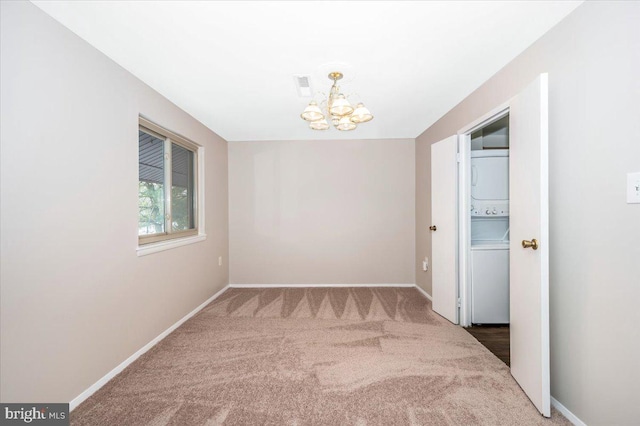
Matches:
[431,135,458,324]
[509,73,550,417]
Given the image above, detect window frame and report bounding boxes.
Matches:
[137,117,204,249]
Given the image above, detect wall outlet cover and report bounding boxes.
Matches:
[422,257,429,271]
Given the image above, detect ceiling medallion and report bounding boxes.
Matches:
[300,72,373,131]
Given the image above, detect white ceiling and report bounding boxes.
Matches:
[32,1,581,142]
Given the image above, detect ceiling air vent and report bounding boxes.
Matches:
[293,75,312,97]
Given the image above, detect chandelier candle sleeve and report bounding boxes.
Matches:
[300,72,373,131]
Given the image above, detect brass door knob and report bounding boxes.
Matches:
[522,239,538,250]
[429,225,437,231]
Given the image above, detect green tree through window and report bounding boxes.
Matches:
[138,181,164,235]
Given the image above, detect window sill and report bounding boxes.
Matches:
[137,234,207,257]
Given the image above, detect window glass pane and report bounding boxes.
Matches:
[171,143,195,232]
[138,130,165,235]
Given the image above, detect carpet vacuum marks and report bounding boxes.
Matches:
[71,287,569,425]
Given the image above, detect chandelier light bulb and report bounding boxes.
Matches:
[336,116,357,131]
[350,103,373,123]
[329,94,354,117]
[300,101,324,122]
[310,119,330,130]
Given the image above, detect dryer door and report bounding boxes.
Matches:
[471,155,509,201]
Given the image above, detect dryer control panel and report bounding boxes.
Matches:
[471,200,509,217]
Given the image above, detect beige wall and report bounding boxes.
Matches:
[416,1,640,424]
[229,139,415,284]
[0,2,229,403]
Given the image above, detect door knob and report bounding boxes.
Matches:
[521,239,538,250]
[429,225,437,231]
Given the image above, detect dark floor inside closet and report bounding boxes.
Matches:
[465,325,510,366]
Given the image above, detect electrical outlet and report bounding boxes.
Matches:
[627,172,640,204]
[422,257,429,272]
[218,256,222,266]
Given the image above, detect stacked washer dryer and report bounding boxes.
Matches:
[470,149,510,324]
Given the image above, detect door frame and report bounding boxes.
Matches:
[456,101,510,327]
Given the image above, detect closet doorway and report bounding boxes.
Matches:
[430,74,550,416]
[463,114,511,366]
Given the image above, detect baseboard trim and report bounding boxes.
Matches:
[69,284,230,411]
[229,284,432,302]
[229,283,416,288]
[413,284,433,301]
[551,397,586,426]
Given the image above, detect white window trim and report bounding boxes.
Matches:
[137,233,207,257]
[137,116,206,256]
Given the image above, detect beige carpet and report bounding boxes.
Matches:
[71,287,569,425]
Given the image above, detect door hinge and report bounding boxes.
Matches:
[457,297,461,308]
[456,153,461,163]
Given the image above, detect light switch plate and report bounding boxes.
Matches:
[627,172,640,204]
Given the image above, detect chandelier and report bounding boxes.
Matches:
[300,72,373,131]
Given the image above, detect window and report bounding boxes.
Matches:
[138,117,200,245]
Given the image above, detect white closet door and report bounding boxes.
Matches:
[509,73,550,417]
[431,135,458,324]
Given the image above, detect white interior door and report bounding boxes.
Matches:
[431,135,458,324]
[509,73,550,417]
